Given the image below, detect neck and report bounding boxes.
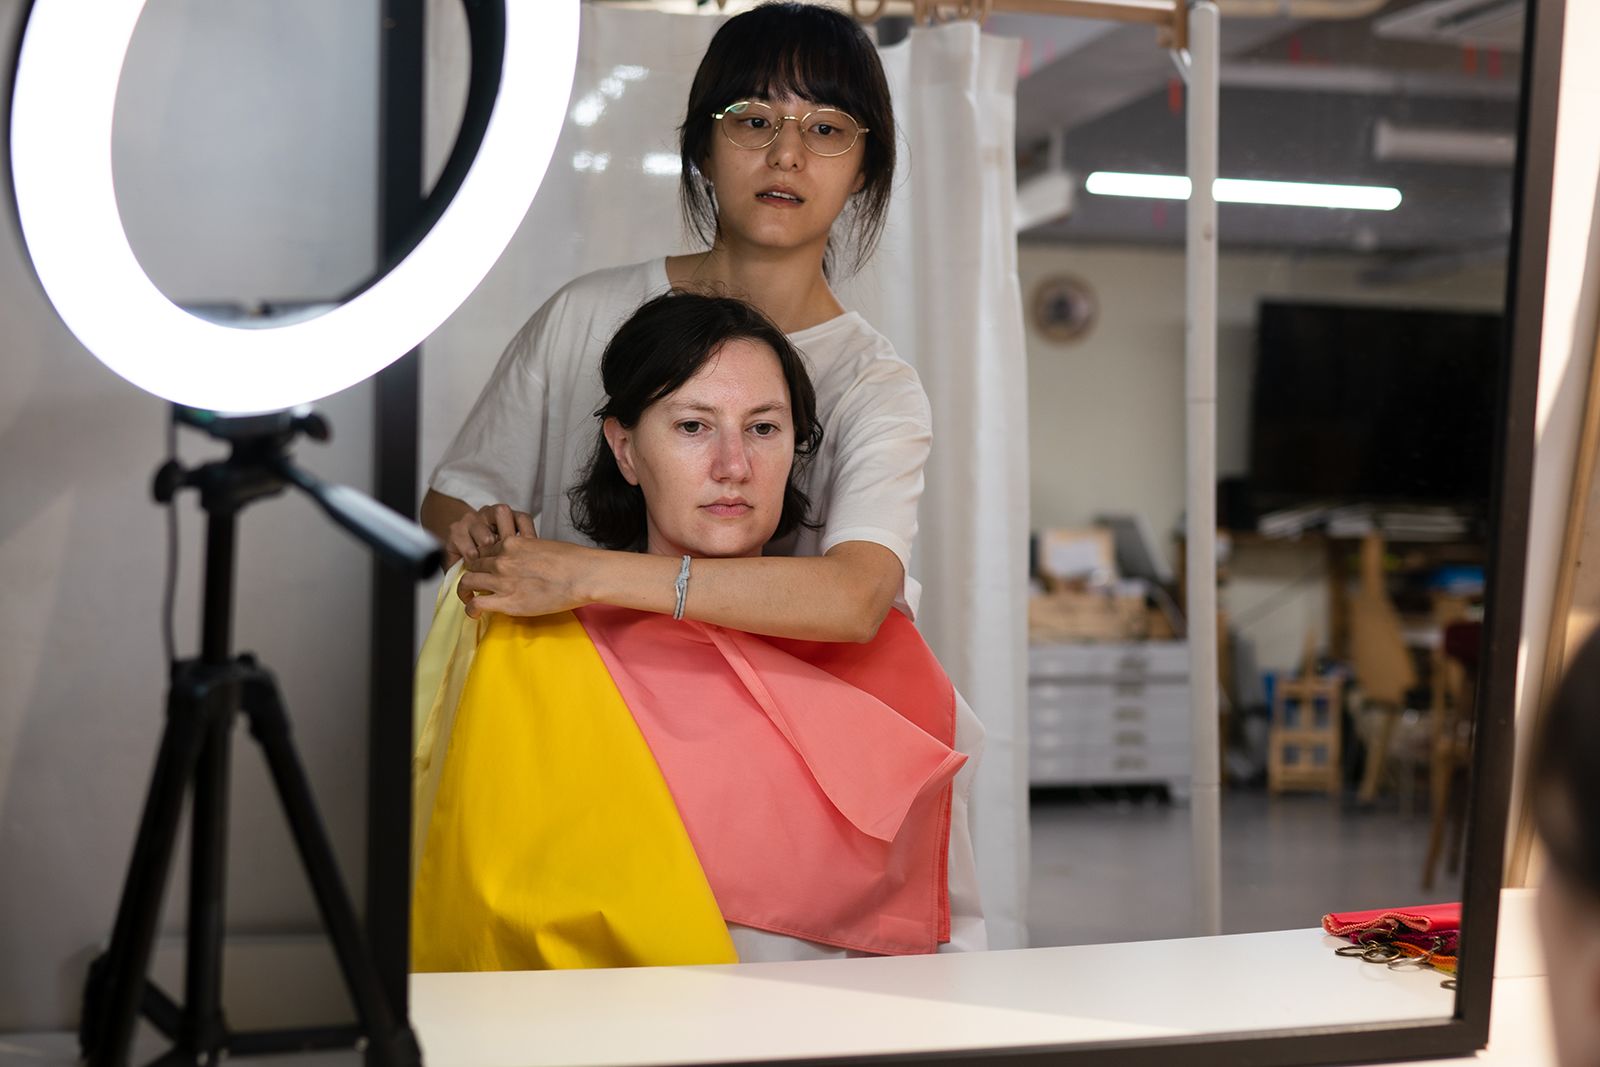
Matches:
[668,239,844,335]
[644,529,761,561]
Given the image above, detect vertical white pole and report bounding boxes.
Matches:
[1186,0,1223,938]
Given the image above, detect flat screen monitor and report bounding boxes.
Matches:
[1248,300,1502,506]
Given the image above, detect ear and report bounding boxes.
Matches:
[851,166,866,196]
[602,417,640,486]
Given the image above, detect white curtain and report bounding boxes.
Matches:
[837,24,1030,950]
[420,5,1031,950]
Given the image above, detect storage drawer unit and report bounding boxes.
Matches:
[1028,641,1191,796]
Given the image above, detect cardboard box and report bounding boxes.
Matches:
[1037,527,1117,588]
[1028,587,1149,643]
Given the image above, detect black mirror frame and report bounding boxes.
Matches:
[368,0,1567,1060]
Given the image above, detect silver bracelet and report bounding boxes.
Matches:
[672,554,692,620]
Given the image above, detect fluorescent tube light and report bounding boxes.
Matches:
[1085,171,1402,211]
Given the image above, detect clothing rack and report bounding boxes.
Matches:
[847,0,1187,51]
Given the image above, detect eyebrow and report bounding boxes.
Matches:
[668,400,789,417]
[746,95,838,112]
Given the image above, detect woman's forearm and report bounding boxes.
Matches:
[582,541,903,642]
[421,489,473,544]
[464,536,905,642]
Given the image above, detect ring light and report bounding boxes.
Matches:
[8,0,579,413]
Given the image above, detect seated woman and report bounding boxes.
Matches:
[411,292,980,970]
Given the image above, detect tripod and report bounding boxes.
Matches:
[79,406,439,1067]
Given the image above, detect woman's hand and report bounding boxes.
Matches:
[459,535,595,619]
[441,503,535,569]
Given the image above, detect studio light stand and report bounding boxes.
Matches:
[78,405,440,1067]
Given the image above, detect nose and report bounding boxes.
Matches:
[765,118,806,171]
[710,431,753,482]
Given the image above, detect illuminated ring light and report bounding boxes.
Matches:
[8,0,579,413]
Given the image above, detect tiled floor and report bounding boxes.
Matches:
[1027,786,1461,947]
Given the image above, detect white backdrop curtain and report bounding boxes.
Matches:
[420,4,1031,950]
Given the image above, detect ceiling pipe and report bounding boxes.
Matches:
[1214,0,1386,17]
[1221,59,1519,99]
[1373,119,1517,166]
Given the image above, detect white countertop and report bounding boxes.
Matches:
[411,928,1453,1066]
[408,891,1551,1067]
[0,891,1554,1067]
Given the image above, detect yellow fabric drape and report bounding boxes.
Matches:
[410,576,736,971]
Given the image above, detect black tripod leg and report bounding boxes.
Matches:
[241,673,420,1067]
[83,679,212,1067]
[180,705,234,1058]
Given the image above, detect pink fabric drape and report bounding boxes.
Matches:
[578,606,965,955]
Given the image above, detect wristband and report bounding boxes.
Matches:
[673,555,692,621]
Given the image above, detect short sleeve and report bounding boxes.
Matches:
[428,299,557,516]
[816,359,932,575]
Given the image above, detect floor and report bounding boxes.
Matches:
[1027,786,1460,947]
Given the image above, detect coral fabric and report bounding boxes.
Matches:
[1322,902,1461,939]
[578,606,965,955]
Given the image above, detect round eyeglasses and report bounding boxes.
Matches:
[712,101,869,158]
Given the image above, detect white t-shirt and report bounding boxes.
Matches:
[430,257,931,614]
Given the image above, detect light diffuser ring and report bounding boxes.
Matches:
[8,0,578,413]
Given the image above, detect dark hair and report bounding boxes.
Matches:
[1532,627,1600,898]
[678,2,896,278]
[568,291,823,552]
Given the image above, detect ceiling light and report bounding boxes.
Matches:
[1085,171,1402,211]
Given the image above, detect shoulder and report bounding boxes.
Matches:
[541,258,669,327]
[509,259,670,370]
[801,314,930,425]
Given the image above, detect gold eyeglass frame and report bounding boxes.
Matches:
[711,101,870,158]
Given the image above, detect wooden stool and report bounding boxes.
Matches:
[1268,672,1345,795]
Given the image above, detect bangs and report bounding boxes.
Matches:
[695,4,882,118]
[721,42,863,115]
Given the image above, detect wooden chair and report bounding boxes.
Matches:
[1422,619,1481,889]
[1268,639,1345,795]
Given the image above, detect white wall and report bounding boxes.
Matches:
[1506,0,1600,884]
[0,0,380,1029]
[1020,244,1506,672]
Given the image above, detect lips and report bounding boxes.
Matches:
[702,499,753,517]
[756,186,805,205]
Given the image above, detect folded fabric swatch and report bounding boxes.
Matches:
[1322,902,1460,940]
[1324,902,1460,973]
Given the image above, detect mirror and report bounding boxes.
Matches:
[396,0,1555,1061]
[1015,0,1517,950]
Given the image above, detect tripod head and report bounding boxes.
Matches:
[155,404,443,577]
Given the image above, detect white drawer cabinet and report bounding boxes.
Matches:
[1027,641,1191,797]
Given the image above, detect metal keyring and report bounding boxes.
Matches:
[1387,952,1433,970]
[1360,943,1403,963]
[1387,936,1444,970]
[1442,978,1458,991]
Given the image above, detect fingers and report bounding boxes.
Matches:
[467,515,499,555]
[488,503,517,539]
[456,571,500,605]
[514,510,537,539]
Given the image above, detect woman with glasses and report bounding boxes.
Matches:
[420,2,987,960]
